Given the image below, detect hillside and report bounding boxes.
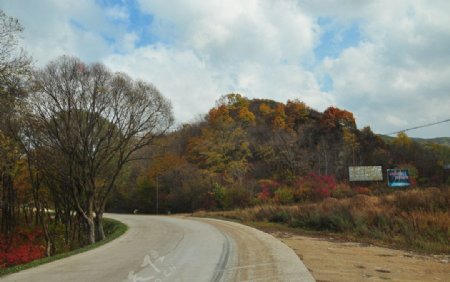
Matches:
[108,93,450,214]
[413,137,450,146]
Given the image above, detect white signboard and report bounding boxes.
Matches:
[349,166,383,181]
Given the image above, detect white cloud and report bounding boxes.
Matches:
[138,0,318,64]
[230,63,334,110]
[103,0,328,124]
[318,1,450,136]
[104,46,220,124]
[2,0,449,137]
[1,0,123,65]
[104,46,332,125]
[105,5,129,21]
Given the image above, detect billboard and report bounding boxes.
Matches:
[387,169,410,187]
[349,166,383,181]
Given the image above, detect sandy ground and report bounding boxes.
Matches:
[268,231,449,282]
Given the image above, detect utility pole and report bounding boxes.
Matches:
[156,174,159,215]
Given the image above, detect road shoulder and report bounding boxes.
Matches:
[194,217,315,281]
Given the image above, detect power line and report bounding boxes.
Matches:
[385,118,450,135]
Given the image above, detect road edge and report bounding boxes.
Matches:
[194,217,316,281]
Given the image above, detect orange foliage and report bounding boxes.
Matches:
[259,103,272,115]
[238,107,256,125]
[207,105,233,125]
[320,106,356,130]
[146,154,187,179]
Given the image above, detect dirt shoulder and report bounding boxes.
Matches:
[195,217,315,281]
[266,230,449,282]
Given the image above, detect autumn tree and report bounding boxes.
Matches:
[0,11,31,237]
[354,126,390,172]
[316,107,358,177]
[189,108,251,184]
[285,99,309,131]
[27,56,173,243]
[320,106,356,131]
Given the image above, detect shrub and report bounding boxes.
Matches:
[212,182,227,209]
[269,210,290,223]
[223,187,251,209]
[332,183,354,198]
[256,179,279,202]
[0,228,45,268]
[273,187,294,205]
[295,173,337,201]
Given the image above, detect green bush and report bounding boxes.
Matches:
[269,210,290,223]
[274,187,294,205]
[223,187,251,209]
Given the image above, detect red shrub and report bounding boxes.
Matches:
[257,179,280,202]
[296,173,337,201]
[0,228,45,268]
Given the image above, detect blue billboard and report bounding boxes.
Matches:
[387,169,410,187]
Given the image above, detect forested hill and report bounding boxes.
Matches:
[416,137,450,146]
[109,94,450,213]
[380,135,450,146]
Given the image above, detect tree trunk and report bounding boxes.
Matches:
[86,215,95,245]
[42,220,54,257]
[1,172,15,235]
[95,211,105,241]
[79,195,96,245]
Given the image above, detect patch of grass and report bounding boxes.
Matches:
[0,218,128,277]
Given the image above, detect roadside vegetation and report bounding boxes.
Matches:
[0,218,127,276]
[195,187,449,254]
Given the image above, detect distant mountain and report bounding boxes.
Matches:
[379,135,450,146]
[412,137,450,146]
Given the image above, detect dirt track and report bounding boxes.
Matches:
[270,231,449,282]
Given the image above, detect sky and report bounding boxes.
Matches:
[1,0,449,138]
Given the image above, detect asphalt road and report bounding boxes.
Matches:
[1,214,315,282]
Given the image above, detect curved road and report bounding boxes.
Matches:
[1,214,314,282]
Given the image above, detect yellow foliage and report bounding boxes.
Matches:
[393,131,412,147]
[207,105,233,125]
[272,104,286,129]
[238,107,256,125]
[259,103,272,115]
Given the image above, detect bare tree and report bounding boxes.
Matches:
[28,56,173,243]
[0,10,31,237]
[0,10,31,113]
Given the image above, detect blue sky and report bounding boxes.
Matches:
[2,0,449,137]
[315,17,363,60]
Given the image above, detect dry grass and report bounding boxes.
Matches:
[195,188,450,254]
